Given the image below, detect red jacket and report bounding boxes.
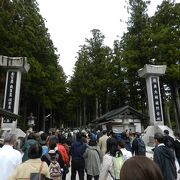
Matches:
[56,143,69,166]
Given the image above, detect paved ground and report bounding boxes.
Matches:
[66,147,180,180]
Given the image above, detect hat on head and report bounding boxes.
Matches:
[113,129,119,134]
[49,150,56,154]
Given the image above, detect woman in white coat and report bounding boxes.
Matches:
[99,137,122,180]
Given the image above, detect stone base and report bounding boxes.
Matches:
[142,125,174,147]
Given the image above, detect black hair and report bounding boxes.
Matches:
[164,130,169,135]
[76,132,82,140]
[58,134,66,144]
[40,133,47,141]
[88,139,97,146]
[106,137,118,153]
[28,133,36,140]
[103,130,107,135]
[28,143,42,159]
[117,139,126,148]
[110,145,122,157]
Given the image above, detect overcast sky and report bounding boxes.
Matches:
[36,0,177,78]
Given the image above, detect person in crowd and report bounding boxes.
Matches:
[153,132,177,180]
[21,132,37,162]
[99,136,122,180]
[128,130,135,145]
[70,132,87,180]
[41,140,64,168]
[98,130,109,156]
[131,132,146,156]
[9,143,50,180]
[56,134,70,180]
[97,127,103,140]
[106,130,117,153]
[82,132,88,144]
[39,132,48,156]
[58,134,70,157]
[41,139,64,180]
[83,134,103,180]
[121,131,131,151]
[0,134,22,180]
[163,129,175,151]
[174,131,180,173]
[117,139,132,161]
[47,128,58,146]
[66,132,73,147]
[120,156,164,180]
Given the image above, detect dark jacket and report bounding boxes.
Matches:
[163,135,175,149]
[174,139,180,158]
[131,137,146,156]
[71,140,87,161]
[22,139,37,162]
[154,144,177,180]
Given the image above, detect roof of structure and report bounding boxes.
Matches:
[0,108,21,120]
[92,105,148,124]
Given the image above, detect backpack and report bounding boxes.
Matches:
[137,138,146,155]
[113,153,124,180]
[48,153,62,179]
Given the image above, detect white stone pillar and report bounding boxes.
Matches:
[138,64,166,125]
[0,56,30,131]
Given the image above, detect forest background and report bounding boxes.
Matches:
[0,0,179,132]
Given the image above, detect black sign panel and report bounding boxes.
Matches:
[151,77,162,121]
[4,71,17,123]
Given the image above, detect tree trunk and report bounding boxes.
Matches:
[165,103,172,129]
[96,97,99,119]
[42,106,46,131]
[106,91,109,113]
[37,103,40,131]
[171,82,180,129]
[83,97,87,127]
[79,103,82,128]
[174,104,180,131]
[99,102,102,117]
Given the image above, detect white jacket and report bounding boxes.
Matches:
[0,145,22,180]
[121,148,132,161]
[99,153,114,180]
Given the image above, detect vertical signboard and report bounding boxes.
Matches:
[3,71,17,123]
[151,77,162,121]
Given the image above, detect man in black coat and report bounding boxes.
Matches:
[70,132,87,180]
[163,129,175,150]
[131,132,146,156]
[154,132,177,180]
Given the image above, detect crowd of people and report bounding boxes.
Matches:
[0,127,179,180]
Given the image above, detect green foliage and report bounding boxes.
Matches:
[150,0,180,81]
[0,0,67,128]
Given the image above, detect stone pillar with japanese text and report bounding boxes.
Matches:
[138,64,174,147]
[138,64,166,126]
[0,56,30,132]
